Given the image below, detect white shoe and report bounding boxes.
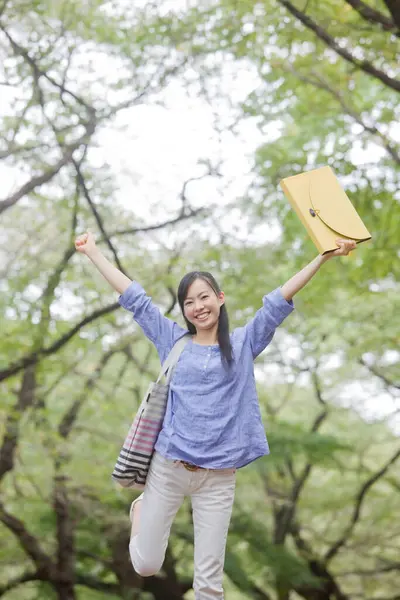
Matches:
[129,493,144,523]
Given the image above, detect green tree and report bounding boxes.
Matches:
[1,1,399,599]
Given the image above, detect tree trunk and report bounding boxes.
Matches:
[55,582,76,600]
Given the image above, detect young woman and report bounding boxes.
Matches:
[75,231,355,599]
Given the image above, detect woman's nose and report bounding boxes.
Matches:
[195,299,204,312]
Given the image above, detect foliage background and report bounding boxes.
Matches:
[0,0,399,599]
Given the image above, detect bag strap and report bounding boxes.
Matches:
[156,334,191,384]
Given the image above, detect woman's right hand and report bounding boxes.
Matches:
[74,230,132,293]
[75,231,96,256]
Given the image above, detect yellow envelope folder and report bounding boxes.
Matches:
[280,166,372,254]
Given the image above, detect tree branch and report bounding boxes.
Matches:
[0,26,97,215]
[344,0,398,33]
[0,122,95,214]
[0,301,120,383]
[325,447,400,561]
[0,204,204,384]
[365,596,400,600]
[0,572,46,597]
[314,73,400,164]
[284,65,400,165]
[0,26,94,112]
[383,0,400,29]
[0,502,55,577]
[0,365,36,481]
[277,0,400,94]
[75,574,120,595]
[53,474,75,598]
[290,521,351,600]
[73,159,127,274]
[35,246,78,350]
[0,0,8,19]
[123,345,155,380]
[359,357,400,391]
[58,349,116,438]
[338,561,400,576]
[112,206,205,237]
[103,56,189,120]
[0,141,51,160]
[6,88,37,147]
[273,369,329,544]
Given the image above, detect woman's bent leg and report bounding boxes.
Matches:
[129,453,185,577]
[191,469,236,599]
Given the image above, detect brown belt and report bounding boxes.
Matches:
[180,461,205,471]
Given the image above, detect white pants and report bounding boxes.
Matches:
[129,451,236,599]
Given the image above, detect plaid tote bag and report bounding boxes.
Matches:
[112,334,190,489]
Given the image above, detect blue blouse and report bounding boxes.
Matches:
[119,281,294,469]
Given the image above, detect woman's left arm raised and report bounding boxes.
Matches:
[281,238,356,302]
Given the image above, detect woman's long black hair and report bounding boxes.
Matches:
[177,271,233,366]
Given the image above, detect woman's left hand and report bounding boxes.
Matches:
[324,238,356,260]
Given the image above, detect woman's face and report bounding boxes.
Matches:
[183,278,225,332]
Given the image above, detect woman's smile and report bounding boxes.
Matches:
[195,312,210,322]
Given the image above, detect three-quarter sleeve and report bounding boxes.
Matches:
[119,281,188,362]
[244,288,294,358]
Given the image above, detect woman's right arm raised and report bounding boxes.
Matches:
[75,231,132,294]
[75,231,188,362]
